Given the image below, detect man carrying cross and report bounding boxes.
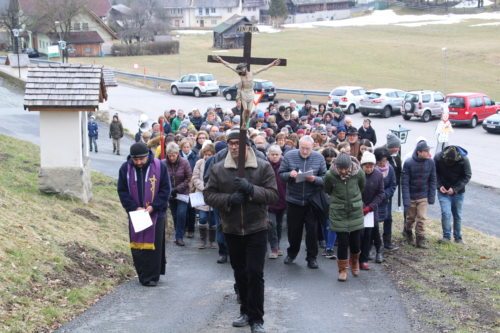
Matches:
[204,129,278,333]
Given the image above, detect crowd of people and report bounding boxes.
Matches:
[116,98,471,333]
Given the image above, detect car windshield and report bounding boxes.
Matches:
[261,81,274,88]
[405,93,419,102]
[200,74,214,81]
[366,92,382,99]
[447,96,465,108]
[331,89,347,96]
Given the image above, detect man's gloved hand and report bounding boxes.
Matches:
[171,189,178,198]
[234,177,254,196]
[228,192,245,206]
[363,206,372,216]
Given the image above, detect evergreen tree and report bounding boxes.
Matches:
[268,0,288,27]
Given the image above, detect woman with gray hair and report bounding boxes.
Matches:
[165,142,192,246]
[267,145,287,258]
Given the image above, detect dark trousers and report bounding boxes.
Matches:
[286,202,318,260]
[186,204,196,233]
[360,225,382,263]
[225,230,267,325]
[383,197,393,244]
[336,229,361,260]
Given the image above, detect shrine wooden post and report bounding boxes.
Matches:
[207,23,287,176]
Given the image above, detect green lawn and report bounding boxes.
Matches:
[74,18,500,99]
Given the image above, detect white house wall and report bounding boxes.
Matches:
[286,9,351,24]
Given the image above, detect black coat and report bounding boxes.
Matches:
[362,169,385,220]
[358,126,377,145]
[434,146,471,194]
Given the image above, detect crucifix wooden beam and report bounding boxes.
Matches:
[208,23,287,177]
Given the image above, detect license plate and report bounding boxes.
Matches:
[268,93,274,96]
[448,111,458,115]
[487,124,496,128]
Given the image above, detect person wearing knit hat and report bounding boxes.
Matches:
[117,138,170,286]
[386,133,401,149]
[324,152,365,282]
[359,150,385,270]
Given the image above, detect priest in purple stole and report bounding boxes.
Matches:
[118,142,171,286]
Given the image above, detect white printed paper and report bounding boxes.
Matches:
[176,194,190,203]
[363,212,374,228]
[189,192,206,207]
[129,210,153,233]
[295,170,314,183]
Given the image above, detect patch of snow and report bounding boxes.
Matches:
[454,0,493,8]
[255,25,282,33]
[470,21,500,26]
[172,30,211,35]
[283,9,500,28]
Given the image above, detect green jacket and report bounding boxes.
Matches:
[171,117,182,133]
[324,157,365,233]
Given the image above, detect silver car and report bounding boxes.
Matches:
[401,90,446,122]
[170,73,219,97]
[359,88,406,118]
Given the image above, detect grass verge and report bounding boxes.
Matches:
[0,135,135,332]
[386,213,499,332]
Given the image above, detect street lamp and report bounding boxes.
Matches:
[442,47,447,93]
[54,21,66,63]
[12,28,21,78]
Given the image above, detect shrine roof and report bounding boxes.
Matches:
[23,63,108,111]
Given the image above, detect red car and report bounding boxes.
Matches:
[446,92,500,128]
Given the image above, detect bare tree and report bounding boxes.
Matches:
[0,0,31,51]
[34,0,86,43]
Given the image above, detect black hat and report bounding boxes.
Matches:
[347,127,358,135]
[227,129,251,146]
[416,140,431,152]
[335,152,352,169]
[130,142,149,157]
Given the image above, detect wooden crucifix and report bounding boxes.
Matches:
[208,23,287,176]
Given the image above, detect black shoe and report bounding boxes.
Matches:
[307,258,319,269]
[217,255,228,264]
[175,239,185,246]
[284,256,295,265]
[251,322,266,333]
[384,243,399,251]
[232,314,249,327]
[375,252,384,263]
[142,280,157,287]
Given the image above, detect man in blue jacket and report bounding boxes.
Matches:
[88,115,99,153]
[402,140,436,248]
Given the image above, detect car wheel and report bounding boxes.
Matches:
[382,106,392,118]
[403,101,415,113]
[403,115,412,121]
[193,88,201,98]
[171,86,179,95]
[225,92,233,101]
[421,111,431,123]
[347,104,356,114]
[470,116,478,128]
[361,110,369,117]
[211,91,218,97]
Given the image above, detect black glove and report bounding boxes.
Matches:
[234,177,254,196]
[228,192,245,206]
[171,189,178,198]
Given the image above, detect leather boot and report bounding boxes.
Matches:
[198,225,208,249]
[337,259,349,282]
[416,235,428,249]
[208,227,217,249]
[375,251,384,263]
[350,252,361,277]
[403,228,414,245]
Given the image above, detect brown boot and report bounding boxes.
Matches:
[416,235,428,249]
[198,225,208,249]
[350,252,361,277]
[403,228,414,245]
[337,259,349,282]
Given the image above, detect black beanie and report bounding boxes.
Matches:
[130,142,149,157]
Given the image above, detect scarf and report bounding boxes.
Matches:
[377,162,389,178]
[127,158,161,250]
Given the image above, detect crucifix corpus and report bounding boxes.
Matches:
[208,23,287,176]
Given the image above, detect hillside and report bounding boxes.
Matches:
[0,135,134,332]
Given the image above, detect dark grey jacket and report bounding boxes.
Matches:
[279,149,327,206]
[402,150,437,208]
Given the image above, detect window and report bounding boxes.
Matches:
[82,22,89,31]
[211,19,217,25]
[198,8,203,15]
[228,7,232,13]
[474,97,484,107]
[211,8,216,13]
[73,23,81,31]
[205,8,209,15]
[434,93,444,102]
[84,47,92,54]
[484,96,493,106]
[422,94,431,103]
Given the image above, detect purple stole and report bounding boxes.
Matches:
[127,158,161,250]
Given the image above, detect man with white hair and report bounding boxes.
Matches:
[279,135,327,269]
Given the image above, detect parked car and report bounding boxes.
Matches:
[359,88,406,118]
[222,79,276,101]
[170,73,219,97]
[327,86,366,114]
[446,92,500,128]
[401,90,446,122]
[22,47,39,58]
[482,110,500,134]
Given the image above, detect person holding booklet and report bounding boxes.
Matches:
[117,142,171,287]
[359,151,385,271]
